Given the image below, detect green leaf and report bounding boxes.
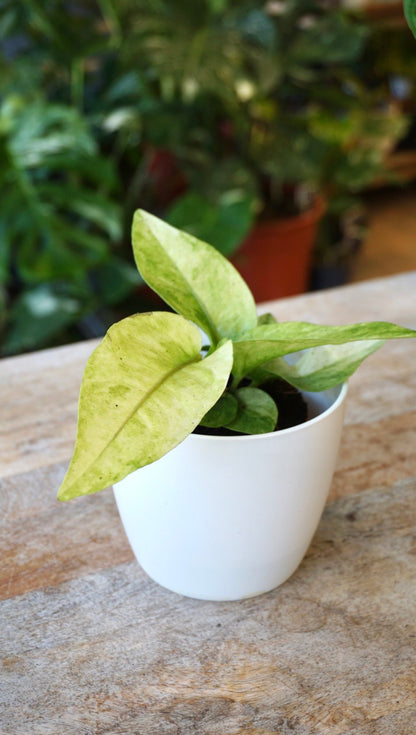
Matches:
[10,103,97,166]
[291,15,367,66]
[404,0,416,39]
[131,209,257,344]
[254,340,385,393]
[166,190,255,257]
[232,321,416,382]
[225,387,278,435]
[0,221,11,284]
[93,259,142,306]
[58,312,233,501]
[36,184,122,241]
[257,312,277,326]
[2,284,81,355]
[200,392,238,428]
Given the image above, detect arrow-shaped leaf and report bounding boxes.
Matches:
[232,321,416,382]
[58,312,233,500]
[253,340,384,392]
[225,387,278,435]
[131,209,257,344]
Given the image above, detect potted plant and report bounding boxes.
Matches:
[309,99,409,290]
[131,0,406,300]
[58,210,416,600]
[310,196,368,290]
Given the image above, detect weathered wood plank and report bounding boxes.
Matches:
[330,407,416,499]
[1,272,416,734]
[1,479,415,734]
[0,339,98,478]
[2,408,416,601]
[0,463,132,601]
[263,269,416,327]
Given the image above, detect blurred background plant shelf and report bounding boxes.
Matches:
[0,0,413,355]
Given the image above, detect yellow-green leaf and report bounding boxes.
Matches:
[233,321,416,382]
[58,312,233,500]
[255,340,384,392]
[131,209,257,344]
[404,0,416,39]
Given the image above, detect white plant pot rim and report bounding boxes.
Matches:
[189,381,348,442]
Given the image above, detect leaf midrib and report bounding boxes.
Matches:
[68,354,202,490]
[141,218,222,344]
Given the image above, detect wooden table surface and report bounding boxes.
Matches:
[1,272,416,735]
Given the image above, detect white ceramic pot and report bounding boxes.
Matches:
[113,383,347,601]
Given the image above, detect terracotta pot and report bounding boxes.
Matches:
[232,197,326,303]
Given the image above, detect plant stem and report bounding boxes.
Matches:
[71,59,84,111]
[97,0,122,48]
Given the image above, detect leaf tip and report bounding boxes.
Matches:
[57,486,71,502]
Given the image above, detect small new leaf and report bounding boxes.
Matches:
[200,393,238,428]
[257,312,278,326]
[226,387,278,434]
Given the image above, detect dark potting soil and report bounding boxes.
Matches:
[194,378,308,437]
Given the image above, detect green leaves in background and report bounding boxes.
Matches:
[2,259,141,356]
[2,284,82,356]
[290,13,368,66]
[58,312,233,500]
[1,0,412,359]
[1,99,121,277]
[0,96,139,354]
[166,190,255,257]
[404,0,416,39]
[131,209,257,343]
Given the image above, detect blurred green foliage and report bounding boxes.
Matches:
[0,0,142,355]
[0,0,412,354]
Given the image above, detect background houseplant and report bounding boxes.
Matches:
[0,0,413,354]
[310,101,407,289]
[310,3,416,290]
[0,0,142,355]
[57,210,416,598]
[156,0,408,297]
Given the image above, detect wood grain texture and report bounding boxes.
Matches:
[0,339,98,478]
[1,272,416,733]
[1,479,415,734]
[0,463,133,601]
